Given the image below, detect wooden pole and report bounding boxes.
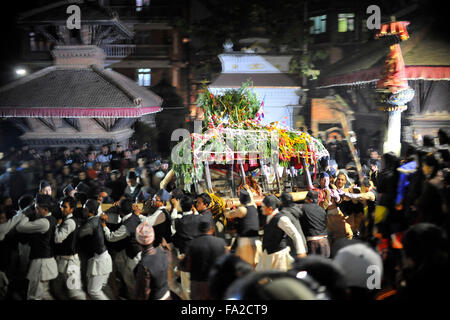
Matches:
[259,158,269,193]
[302,157,314,190]
[230,162,236,197]
[273,162,282,194]
[204,161,213,192]
[239,162,246,184]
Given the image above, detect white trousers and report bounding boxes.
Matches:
[87,274,110,300]
[55,256,87,300]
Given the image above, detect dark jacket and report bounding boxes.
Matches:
[182,234,226,282]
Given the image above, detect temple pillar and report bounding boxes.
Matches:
[383,110,402,156]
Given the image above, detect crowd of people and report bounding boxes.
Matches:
[0,128,449,301]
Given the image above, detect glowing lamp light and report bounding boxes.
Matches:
[16,68,27,76]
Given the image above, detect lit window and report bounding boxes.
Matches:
[338,13,355,32]
[138,68,151,86]
[309,15,327,34]
[136,0,150,12]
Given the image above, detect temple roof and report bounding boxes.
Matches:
[0,65,163,118]
[17,0,133,38]
[317,20,450,88]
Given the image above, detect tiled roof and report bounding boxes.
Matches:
[0,66,163,118]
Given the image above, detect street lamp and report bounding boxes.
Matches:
[15,68,27,76]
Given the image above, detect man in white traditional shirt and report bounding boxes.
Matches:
[100,198,142,299]
[15,194,58,300]
[78,199,112,300]
[53,196,87,300]
[256,195,307,272]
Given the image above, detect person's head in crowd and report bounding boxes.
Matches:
[119,198,133,216]
[115,144,123,153]
[62,165,71,176]
[126,170,139,187]
[71,161,82,172]
[136,191,151,204]
[141,142,149,150]
[169,188,184,208]
[224,270,320,300]
[422,153,439,179]
[75,182,90,196]
[438,128,449,146]
[132,147,140,156]
[101,144,110,155]
[335,171,348,189]
[152,189,170,208]
[90,186,111,204]
[102,163,111,174]
[381,152,400,172]
[63,184,76,198]
[238,188,252,206]
[137,157,146,168]
[44,148,52,158]
[305,190,319,204]
[196,193,211,212]
[124,149,132,159]
[59,196,76,218]
[88,151,96,162]
[280,191,294,208]
[135,221,155,249]
[289,255,348,300]
[180,195,194,213]
[34,194,53,218]
[368,148,379,161]
[208,254,254,300]
[94,161,102,172]
[333,241,383,300]
[198,214,214,235]
[161,161,169,171]
[110,169,121,181]
[78,170,88,183]
[369,158,379,173]
[74,192,88,206]
[422,135,435,148]
[63,147,71,158]
[402,223,448,273]
[319,172,330,189]
[261,195,279,216]
[18,194,34,211]
[83,198,99,218]
[402,143,418,162]
[39,180,52,196]
[55,159,65,170]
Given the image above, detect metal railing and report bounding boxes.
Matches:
[100,44,171,58]
[100,44,136,58]
[105,5,184,19]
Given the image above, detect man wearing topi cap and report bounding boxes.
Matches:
[134,222,171,300]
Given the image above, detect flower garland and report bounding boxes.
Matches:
[173,83,329,190]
